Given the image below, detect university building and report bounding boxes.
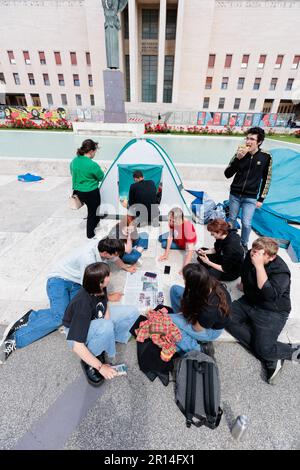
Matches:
[0,0,299,116]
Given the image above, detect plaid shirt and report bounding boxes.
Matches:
[135,310,182,362]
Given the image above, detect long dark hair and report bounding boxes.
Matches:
[77,139,98,156]
[82,262,110,295]
[181,264,230,324]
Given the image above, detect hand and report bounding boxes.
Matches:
[197,248,206,256]
[199,253,210,265]
[236,145,249,160]
[158,307,169,315]
[250,249,265,268]
[99,364,118,380]
[108,292,123,302]
[158,254,168,261]
[236,282,244,292]
[256,201,263,209]
[126,264,137,273]
[121,198,128,208]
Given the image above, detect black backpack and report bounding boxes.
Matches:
[175,350,223,429]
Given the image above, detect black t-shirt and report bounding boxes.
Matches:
[197,285,231,330]
[63,287,108,343]
[214,230,244,278]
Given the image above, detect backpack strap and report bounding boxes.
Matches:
[185,359,197,428]
[202,361,223,429]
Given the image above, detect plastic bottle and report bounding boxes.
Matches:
[231,415,248,441]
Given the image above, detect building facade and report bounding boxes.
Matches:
[0,0,299,115]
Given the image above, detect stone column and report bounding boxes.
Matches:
[172,0,185,104]
[157,0,167,104]
[128,0,138,103]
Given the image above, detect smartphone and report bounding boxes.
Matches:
[164,265,171,275]
[144,272,157,279]
[111,364,128,376]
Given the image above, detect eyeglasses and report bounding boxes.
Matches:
[245,136,258,142]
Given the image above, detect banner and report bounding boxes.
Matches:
[0,106,66,121]
[221,113,229,126]
[236,113,245,127]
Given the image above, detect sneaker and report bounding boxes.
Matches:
[266,360,284,385]
[4,310,32,339]
[291,345,300,364]
[0,339,17,364]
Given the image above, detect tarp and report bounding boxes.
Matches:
[118,164,163,199]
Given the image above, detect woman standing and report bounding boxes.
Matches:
[70,139,104,239]
[170,263,231,354]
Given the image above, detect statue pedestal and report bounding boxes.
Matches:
[103,70,127,123]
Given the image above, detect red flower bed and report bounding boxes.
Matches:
[0,117,73,130]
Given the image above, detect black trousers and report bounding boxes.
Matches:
[74,188,100,239]
[226,296,292,367]
[197,254,239,282]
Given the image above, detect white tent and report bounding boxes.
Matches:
[99,138,191,219]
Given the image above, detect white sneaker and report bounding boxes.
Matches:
[0,339,17,364]
[267,360,284,385]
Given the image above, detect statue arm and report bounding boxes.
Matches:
[118,0,128,13]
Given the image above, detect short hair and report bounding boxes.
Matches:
[168,207,184,223]
[133,170,143,179]
[207,219,231,235]
[252,237,279,256]
[246,127,265,146]
[98,237,125,256]
[82,262,110,294]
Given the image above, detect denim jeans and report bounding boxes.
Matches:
[158,233,182,250]
[14,277,81,348]
[226,297,293,366]
[122,233,149,264]
[66,305,139,358]
[170,285,223,354]
[228,194,257,246]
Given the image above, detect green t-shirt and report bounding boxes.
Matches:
[70,155,104,192]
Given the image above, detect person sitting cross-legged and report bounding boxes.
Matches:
[109,215,149,265]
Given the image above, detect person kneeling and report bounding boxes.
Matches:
[63,262,139,386]
[109,215,149,265]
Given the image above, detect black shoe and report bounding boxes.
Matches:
[266,360,284,385]
[97,352,106,364]
[80,360,104,387]
[201,342,215,358]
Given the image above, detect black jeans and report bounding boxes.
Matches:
[197,254,239,281]
[226,296,292,366]
[74,188,100,239]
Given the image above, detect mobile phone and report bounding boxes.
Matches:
[164,265,171,275]
[144,272,157,279]
[111,364,128,376]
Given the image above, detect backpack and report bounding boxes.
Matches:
[175,350,223,429]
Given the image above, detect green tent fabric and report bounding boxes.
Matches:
[118,163,163,199]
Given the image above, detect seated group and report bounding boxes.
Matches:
[1,207,299,387]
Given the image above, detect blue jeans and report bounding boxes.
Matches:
[170,285,223,354]
[159,233,182,250]
[228,194,257,246]
[66,305,139,358]
[122,233,149,264]
[14,277,81,348]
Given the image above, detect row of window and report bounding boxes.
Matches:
[45,93,95,107]
[205,76,295,91]
[123,8,177,41]
[208,53,300,69]
[203,97,259,111]
[5,50,91,66]
[0,72,93,87]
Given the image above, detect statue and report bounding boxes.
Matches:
[102,0,128,69]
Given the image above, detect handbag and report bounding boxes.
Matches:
[69,194,83,210]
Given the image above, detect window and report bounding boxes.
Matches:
[270,78,278,90]
[292,55,300,69]
[54,51,62,65]
[163,55,174,103]
[73,74,80,86]
[90,94,95,106]
[46,94,53,106]
[86,52,91,66]
[23,51,31,65]
[203,97,210,109]
[61,94,67,105]
[208,54,216,68]
[253,78,261,90]
[125,55,130,101]
[205,77,213,89]
[221,77,229,89]
[75,94,82,106]
[70,52,77,66]
[142,9,159,39]
[237,77,245,90]
[28,73,35,85]
[123,6,129,39]
[43,74,50,86]
[225,54,232,68]
[13,73,20,84]
[88,74,93,87]
[218,97,225,109]
[7,51,16,64]
[258,54,266,68]
[234,98,241,110]
[31,94,41,106]
[249,98,256,110]
[275,54,284,69]
[286,78,294,91]
[58,74,65,86]
[0,73,5,85]
[142,55,157,102]
[39,51,46,65]
[241,54,249,68]
[166,9,177,40]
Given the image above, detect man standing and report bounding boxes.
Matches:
[224,127,272,251]
[128,170,160,226]
[226,237,300,385]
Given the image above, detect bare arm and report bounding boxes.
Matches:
[72,342,117,379]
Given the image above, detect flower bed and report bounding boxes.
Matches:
[0,117,73,131]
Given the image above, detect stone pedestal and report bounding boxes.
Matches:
[103,69,127,123]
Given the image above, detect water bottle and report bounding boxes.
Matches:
[231,415,248,441]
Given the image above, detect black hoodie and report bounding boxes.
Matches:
[214,229,244,278]
[241,252,291,312]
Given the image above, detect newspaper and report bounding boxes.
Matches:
[123,271,164,313]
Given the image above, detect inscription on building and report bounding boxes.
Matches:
[0,0,84,7]
[216,1,300,8]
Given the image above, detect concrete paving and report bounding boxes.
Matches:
[0,171,299,450]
